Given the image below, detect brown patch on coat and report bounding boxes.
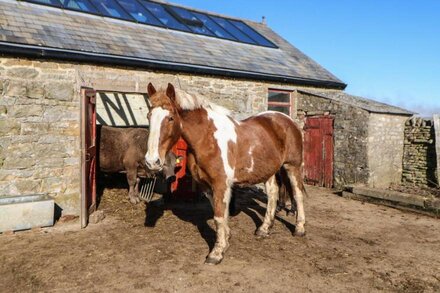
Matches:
[231,113,303,186]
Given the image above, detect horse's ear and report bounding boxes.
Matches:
[147,83,156,97]
[166,83,176,101]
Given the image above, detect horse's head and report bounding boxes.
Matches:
[145,83,182,171]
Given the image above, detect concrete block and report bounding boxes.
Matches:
[0,194,54,232]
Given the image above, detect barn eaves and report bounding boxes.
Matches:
[0,0,347,89]
[299,89,415,115]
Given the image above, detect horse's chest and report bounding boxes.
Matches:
[206,110,237,181]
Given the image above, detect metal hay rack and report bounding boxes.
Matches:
[138,176,157,202]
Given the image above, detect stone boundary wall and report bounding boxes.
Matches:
[402,117,438,187]
[434,115,440,185]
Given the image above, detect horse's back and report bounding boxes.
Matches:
[241,111,302,151]
[254,111,303,165]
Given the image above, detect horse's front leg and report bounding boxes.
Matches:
[205,184,232,265]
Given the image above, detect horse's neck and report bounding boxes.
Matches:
[179,108,235,155]
[180,109,208,147]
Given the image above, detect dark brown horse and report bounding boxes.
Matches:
[98,125,180,204]
[145,83,306,265]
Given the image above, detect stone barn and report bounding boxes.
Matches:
[296,90,413,189]
[0,0,412,225]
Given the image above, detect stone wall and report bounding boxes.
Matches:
[1,56,332,216]
[297,92,370,188]
[367,113,407,188]
[434,115,440,186]
[0,58,79,215]
[402,117,437,186]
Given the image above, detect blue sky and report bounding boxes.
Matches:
[170,0,440,117]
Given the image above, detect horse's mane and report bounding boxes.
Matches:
[174,88,231,116]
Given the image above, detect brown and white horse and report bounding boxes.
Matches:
[145,83,306,265]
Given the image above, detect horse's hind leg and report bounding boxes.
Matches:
[256,174,279,238]
[284,164,306,236]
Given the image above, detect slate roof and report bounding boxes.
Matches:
[299,89,415,115]
[0,0,346,89]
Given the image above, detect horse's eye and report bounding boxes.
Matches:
[168,116,174,122]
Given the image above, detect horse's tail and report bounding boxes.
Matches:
[301,183,309,198]
[276,167,295,215]
[276,165,309,215]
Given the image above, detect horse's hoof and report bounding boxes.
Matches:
[205,256,222,265]
[129,197,140,204]
[255,229,270,238]
[294,228,306,237]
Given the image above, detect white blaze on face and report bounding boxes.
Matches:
[207,109,237,184]
[145,107,169,165]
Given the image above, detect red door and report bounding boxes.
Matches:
[81,88,97,228]
[303,116,334,188]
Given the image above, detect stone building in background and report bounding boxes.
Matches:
[0,0,416,220]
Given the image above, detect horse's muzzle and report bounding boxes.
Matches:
[145,158,163,172]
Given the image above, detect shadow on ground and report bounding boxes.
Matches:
[142,186,299,250]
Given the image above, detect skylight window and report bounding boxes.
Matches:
[209,16,257,45]
[229,19,275,47]
[89,0,131,19]
[191,12,236,40]
[166,6,215,36]
[115,0,163,26]
[140,1,190,32]
[29,0,62,8]
[60,0,98,14]
[166,6,202,26]
[22,0,277,48]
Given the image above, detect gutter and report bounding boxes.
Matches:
[0,41,347,90]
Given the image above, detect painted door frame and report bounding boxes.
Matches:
[80,87,97,228]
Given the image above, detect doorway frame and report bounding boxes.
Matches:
[80,87,97,228]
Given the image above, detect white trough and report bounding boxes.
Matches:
[0,194,54,233]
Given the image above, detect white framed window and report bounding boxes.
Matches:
[268,89,292,115]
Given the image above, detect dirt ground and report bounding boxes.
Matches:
[1,183,440,293]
